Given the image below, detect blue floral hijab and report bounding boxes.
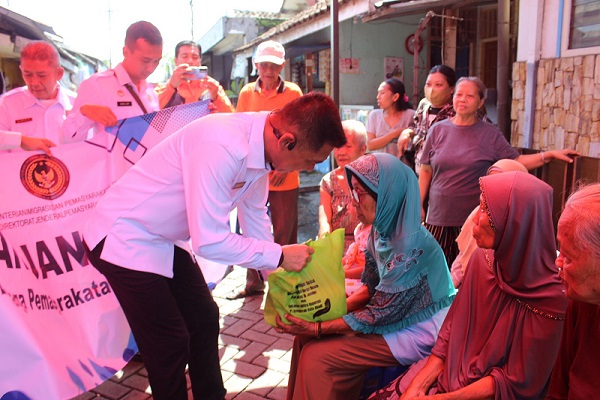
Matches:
[345,153,455,333]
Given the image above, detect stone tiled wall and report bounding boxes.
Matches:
[511,56,600,156]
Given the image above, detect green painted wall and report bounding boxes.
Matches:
[338,16,426,107]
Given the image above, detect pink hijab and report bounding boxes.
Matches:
[482,171,567,315]
[431,171,567,399]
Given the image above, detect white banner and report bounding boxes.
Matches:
[0,101,229,399]
[0,144,130,400]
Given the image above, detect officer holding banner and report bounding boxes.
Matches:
[60,21,162,175]
[0,41,75,153]
[83,92,347,399]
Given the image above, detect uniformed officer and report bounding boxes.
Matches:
[0,41,75,153]
[61,20,163,178]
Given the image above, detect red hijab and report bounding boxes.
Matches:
[432,171,567,399]
[481,171,567,315]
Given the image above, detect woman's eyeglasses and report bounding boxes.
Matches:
[351,188,369,203]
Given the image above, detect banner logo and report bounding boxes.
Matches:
[20,155,70,200]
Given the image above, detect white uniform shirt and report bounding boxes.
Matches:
[60,63,159,144]
[0,131,22,150]
[84,112,280,278]
[0,85,75,152]
[60,63,160,180]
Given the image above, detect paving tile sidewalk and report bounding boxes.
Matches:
[72,267,295,400]
[72,172,323,400]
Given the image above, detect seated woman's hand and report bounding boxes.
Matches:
[275,313,316,336]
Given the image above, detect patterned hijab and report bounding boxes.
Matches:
[480,171,567,315]
[346,153,453,298]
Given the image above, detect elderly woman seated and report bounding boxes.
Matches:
[547,183,600,399]
[449,159,527,288]
[277,153,455,400]
[318,119,368,252]
[371,171,567,399]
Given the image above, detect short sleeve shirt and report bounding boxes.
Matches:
[421,119,519,226]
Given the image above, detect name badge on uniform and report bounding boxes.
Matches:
[233,182,246,189]
[117,101,132,107]
[15,118,33,124]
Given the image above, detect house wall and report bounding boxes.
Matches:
[338,16,424,107]
[513,0,600,157]
[516,0,560,62]
[511,56,600,157]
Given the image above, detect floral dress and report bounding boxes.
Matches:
[320,169,360,251]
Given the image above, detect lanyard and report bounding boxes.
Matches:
[124,83,148,114]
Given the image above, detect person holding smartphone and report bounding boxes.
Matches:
[156,40,234,112]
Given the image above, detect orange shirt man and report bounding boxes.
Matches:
[230,40,303,299]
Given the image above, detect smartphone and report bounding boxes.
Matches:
[188,66,208,80]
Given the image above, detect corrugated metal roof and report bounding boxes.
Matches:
[0,6,57,45]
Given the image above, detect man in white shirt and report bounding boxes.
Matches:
[0,41,75,153]
[60,21,163,179]
[83,92,347,399]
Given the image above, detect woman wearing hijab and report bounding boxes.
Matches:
[276,153,455,400]
[449,159,527,288]
[371,171,567,399]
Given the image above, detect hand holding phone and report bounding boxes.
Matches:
[188,66,208,80]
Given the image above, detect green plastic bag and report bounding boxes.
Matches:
[264,228,347,327]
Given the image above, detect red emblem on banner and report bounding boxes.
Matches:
[20,155,70,200]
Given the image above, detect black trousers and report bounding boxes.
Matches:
[85,239,225,400]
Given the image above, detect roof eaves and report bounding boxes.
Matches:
[233,0,348,54]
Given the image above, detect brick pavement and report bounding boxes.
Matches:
[71,267,295,400]
[72,173,323,400]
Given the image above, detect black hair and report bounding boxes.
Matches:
[175,40,202,58]
[384,78,412,111]
[125,21,163,48]
[279,92,347,152]
[429,65,457,88]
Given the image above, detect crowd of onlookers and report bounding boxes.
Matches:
[1,18,598,400]
[303,64,595,400]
